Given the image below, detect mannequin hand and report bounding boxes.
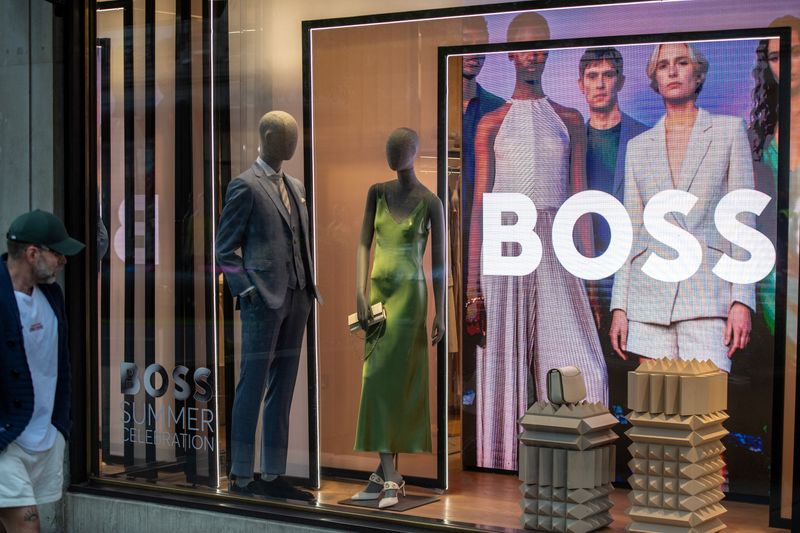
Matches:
[609,309,628,360]
[356,293,372,330]
[724,302,751,357]
[431,314,445,345]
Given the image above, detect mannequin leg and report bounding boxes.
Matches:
[230,299,282,486]
[379,453,401,483]
[352,461,384,498]
[377,453,405,508]
[350,454,403,502]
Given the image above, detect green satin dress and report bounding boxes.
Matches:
[354,192,432,453]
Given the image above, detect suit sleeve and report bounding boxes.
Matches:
[610,144,643,313]
[728,119,757,311]
[215,178,254,297]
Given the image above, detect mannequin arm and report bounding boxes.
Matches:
[356,184,379,327]
[429,193,446,344]
[215,178,254,297]
[466,107,504,307]
[563,106,593,259]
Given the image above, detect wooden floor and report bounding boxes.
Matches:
[315,454,784,532]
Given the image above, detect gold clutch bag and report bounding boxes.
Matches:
[546,366,587,404]
[347,302,387,332]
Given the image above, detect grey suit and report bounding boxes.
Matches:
[611,109,756,326]
[216,160,320,479]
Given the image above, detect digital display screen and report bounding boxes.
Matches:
[452,29,786,494]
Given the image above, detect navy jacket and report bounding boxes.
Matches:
[0,255,71,452]
[462,83,507,229]
[603,111,649,203]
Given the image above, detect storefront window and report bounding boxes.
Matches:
[96,0,219,485]
[91,0,799,530]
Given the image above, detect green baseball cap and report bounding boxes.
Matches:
[7,209,85,256]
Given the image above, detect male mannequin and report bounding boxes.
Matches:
[216,111,321,501]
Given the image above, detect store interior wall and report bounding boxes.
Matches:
[309,18,466,479]
[232,0,505,180]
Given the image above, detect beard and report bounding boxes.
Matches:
[34,257,58,284]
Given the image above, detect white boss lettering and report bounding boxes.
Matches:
[480,189,775,282]
[482,193,542,276]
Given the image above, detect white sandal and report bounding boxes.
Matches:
[350,473,385,501]
[378,479,406,509]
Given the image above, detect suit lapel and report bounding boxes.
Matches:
[676,108,712,193]
[648,117,688,229]
[284,175,308,237]
[612,113,631,198]
[252,162,291,226]
[649,117,675,197]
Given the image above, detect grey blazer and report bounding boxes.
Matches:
[611,108,756,325]
[215,161,322,309]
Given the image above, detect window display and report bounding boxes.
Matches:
[349,128,445,508]
[448,27,788,507]
[215,110,321,501]
[84,0,800,530]
[438,23,793,529]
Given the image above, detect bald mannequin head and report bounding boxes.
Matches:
[386,128,419,171]
[506,12,550,43]
[258,111,298,169]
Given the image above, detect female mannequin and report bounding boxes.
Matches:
[352,128,445,508]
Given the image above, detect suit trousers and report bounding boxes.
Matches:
[230,286,311,479]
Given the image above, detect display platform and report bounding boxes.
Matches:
[317,455,782,532]
[338,494,440,512]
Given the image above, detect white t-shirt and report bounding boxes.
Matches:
[14,286,59,452]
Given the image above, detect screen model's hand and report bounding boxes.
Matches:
[431,314,445,345]
[609,309,629,360]
[585,280,602,329]
[724,302,752,357]
[356,294,372,330]
[465,286,482,324]
[592,306,602,330]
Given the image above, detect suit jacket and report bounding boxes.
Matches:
[216,161,321,309]
[611,108,756,325]
[0,256,71,453]
[609,112,649,203]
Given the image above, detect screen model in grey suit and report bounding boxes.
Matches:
[215,111,321,501]
[610,108,756,371]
